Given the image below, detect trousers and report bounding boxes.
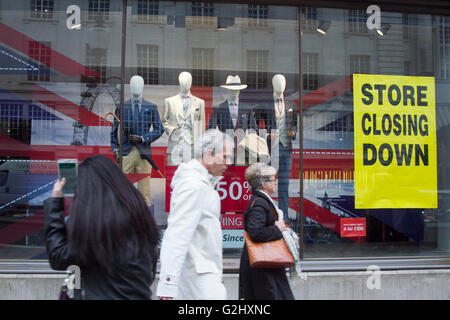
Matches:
[122,146,152,206]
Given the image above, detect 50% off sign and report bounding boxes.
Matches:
[218,166,252,212]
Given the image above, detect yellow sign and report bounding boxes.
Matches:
[353,74,437,209]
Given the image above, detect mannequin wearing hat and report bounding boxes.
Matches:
[207,75,257,164]
[162,71,205,165]
[254,74,297,221]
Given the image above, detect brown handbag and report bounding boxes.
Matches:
[244,199,295,269]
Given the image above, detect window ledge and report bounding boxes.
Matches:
[1,257,449,274]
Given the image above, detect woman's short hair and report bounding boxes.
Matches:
[245,163,277,191]
[194,128,234,159]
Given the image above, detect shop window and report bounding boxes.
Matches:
[247,50,268,89]
[192,48,214,87]
[30,0,54,19]
[137,44,159,85]
[28,41,51,82]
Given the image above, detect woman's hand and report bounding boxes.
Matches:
[275,221,287,232]
[52,178,66,198]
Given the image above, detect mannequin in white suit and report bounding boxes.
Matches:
[162,72,206,165]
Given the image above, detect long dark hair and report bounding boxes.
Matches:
[67,155,159,272]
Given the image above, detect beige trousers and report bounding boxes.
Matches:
[122,147,152,206]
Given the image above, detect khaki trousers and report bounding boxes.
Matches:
[122,147,152,206]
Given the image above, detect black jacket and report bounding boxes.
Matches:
[44,197,155,300]
[238,190,294,300]
[207,101,257,133]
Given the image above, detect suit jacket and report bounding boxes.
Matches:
[207,101,257,133]
[110,98,164,159]
[254,98,298,151]
[162,93,205,162]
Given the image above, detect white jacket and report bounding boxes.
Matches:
[162,93,205,165]
[156,159,226,299]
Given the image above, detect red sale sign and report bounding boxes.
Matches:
[340,218,366,237]
[165,165,251,213]
[221,214,244,229]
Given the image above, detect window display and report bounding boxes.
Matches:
[0,0,449,265]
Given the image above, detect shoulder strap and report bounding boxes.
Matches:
[249,198,278,220]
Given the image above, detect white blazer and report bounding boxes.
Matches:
[156,159,226,300]
[162,93,205,165]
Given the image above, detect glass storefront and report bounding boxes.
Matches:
[0,1,449,265]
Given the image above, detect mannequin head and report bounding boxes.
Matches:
[272,74,286,96]
[178,72,192,93]
[130,75,144,99]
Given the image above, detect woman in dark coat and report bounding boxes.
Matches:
[45,155,160,299]
[239,163,295,300]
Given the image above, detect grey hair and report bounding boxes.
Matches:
[245,163,277,191]
[194,129,234,159]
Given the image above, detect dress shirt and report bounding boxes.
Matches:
[181,93,191,113]
[228,99,239,128]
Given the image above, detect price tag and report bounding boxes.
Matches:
[340,218,366,237]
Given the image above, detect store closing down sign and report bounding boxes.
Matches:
[340,218,366,237]
[353,74,437,209]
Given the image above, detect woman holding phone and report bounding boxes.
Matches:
[44,155,160,299]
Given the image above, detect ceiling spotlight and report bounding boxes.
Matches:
[376,23,391,36]
[317,20,331,35]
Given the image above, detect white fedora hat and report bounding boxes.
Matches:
[220,75,247,90]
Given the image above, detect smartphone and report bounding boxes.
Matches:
[57,159,78,197]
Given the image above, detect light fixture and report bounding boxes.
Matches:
[217,17,235,31]
[376,23,391,36]
[317,20,331,35]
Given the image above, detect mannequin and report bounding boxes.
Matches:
[110,75,164,206]
[253,74,297,220]
[162,71,205,165]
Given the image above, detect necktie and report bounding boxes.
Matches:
[275,98,283,115]
[133,102,140,133]
[182,95,190,113]
[231,102,238,127]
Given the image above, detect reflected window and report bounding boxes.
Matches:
[192,2,214,25]
[89,0,110,21]
[85,45,107,83]
[137,44,159,85]
[302,6,318,32]
[439,16,450,79]
[192,48,214,86]
[247,50,268,89]
[28,41,51,82]
[350,54,370,74]
[348,9,368,33]
[248,4,268,27]
[303,53,318,90]
[30,0,54,19]
[137,0,159,22]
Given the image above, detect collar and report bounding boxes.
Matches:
[132,97,143,105]
[227,98,239,105]
[255,189,282,221]
[273,93,284,101]
[192,159,224,188]
[180,92,192,99]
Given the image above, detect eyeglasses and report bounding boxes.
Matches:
[265,179,277,183]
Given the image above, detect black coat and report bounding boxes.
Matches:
[44,197,156,300]
[207,101,257,133]
[238,190,294,300]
